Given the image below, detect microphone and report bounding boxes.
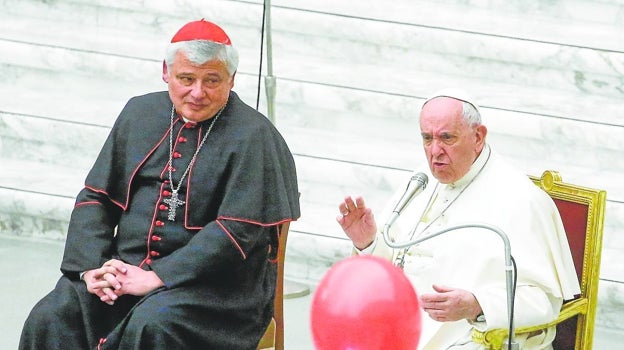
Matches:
[378,172,517,349]
[381,222,518,350]
[384,172,428,229]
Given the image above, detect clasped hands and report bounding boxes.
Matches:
[337,195,483,322]
[83,259,164,306]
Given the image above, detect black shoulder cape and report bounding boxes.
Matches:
[85,91,300,227]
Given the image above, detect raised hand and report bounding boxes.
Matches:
[336,195,378,250]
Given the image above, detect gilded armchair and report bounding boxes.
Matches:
[472,170,606,350]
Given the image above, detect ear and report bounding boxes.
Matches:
[228,71,236,88]
[162,61,169,83]
[475,124,488,151]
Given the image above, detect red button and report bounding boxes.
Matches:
[184,123,196,129]
[168,166,176,172]
[145,259,152,264]
[159,204,168,211]
[163,190,171,196]
[150,251,160,257]
[178,136,187,143]
[151,235,162,241]
[155,220,164,227]
[173,152,182,159]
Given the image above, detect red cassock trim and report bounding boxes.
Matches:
[83,123,171,211]
[215,217,295,261]
[182,122,202,229]
[74,200,104,208]
[120,128,172,210]
[215,219,246,259]
[217,216,295,228]
[82,186,125,209]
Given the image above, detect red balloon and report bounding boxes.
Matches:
[311,255,421,350]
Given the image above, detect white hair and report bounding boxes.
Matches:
[164,40,239,76]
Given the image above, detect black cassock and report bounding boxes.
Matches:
[20,91,300,350]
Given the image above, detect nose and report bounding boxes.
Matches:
[428,139,445,157]
[189,81,205,99]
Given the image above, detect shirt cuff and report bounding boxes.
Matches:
[354,235,378,255]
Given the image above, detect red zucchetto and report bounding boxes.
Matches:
[170,19,232,45]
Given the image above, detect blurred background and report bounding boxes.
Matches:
[1,0,623,348]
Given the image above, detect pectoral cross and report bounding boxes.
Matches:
[163,191,185,221]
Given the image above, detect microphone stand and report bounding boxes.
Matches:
[382,222,519,350]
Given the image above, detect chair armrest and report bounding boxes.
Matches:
[471,298,588,350]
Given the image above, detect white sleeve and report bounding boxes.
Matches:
[472,283,562,330]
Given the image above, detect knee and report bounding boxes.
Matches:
[22,276,91,331]
[20,288,82,349]
[24,291,78,328]
[19,278,97,350]
[126,302,174,335]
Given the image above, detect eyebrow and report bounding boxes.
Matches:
[421,131,457,136]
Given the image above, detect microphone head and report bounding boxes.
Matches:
[391,172,429,216]
[411,172,428,188]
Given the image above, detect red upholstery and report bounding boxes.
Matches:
[551,198,589,350]
[553,198,588,284]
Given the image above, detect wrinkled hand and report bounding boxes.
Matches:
[419,284,482,322]
[83,259,127,305]
[109,263,164,297]
[336,196,377,250]
[83,259,164,305]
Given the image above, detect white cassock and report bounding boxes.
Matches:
[358,145,580,350]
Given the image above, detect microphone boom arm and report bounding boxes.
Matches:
[382,222,518,350]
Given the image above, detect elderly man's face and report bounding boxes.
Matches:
[164,51,234,122]
[419,97,486,184]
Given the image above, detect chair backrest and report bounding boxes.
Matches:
[529,170,606,350]
[257,222,290,350]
